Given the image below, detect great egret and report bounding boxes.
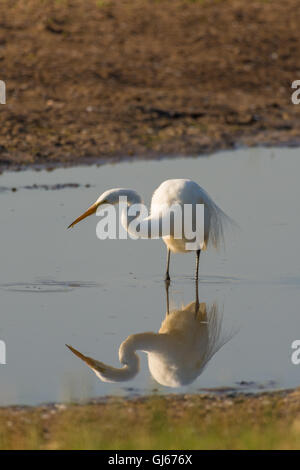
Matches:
[66,284,233,387]
[68,179,233,280]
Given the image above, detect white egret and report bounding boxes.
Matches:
[68,179,234,280]
[66,285,233,387]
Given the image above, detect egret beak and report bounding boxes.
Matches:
[67,201,103,229]
[66,344,100,369]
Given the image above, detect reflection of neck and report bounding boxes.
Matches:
[95,361,138,382]
[97,333,162,383]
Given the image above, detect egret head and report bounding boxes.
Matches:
[66,344,140,383]
[67,188,139,229]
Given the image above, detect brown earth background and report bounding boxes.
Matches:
[1,0,300,169]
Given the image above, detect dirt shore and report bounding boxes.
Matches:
[1,0,300,170]
[1,388,300,449]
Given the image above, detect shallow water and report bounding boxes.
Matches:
[0,147,300,405]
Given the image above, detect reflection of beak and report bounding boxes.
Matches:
[66,344,102,370]
[67,201,100,229]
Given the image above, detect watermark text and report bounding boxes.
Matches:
[0,340,6,365]
[291,340,300,365]
[95,198,205,251]
[0,80,6,104]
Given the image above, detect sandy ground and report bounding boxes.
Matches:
[1,0,300,169]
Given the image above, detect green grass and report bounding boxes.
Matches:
[0,392,300,450]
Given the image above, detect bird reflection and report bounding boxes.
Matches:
[67,283,232,388]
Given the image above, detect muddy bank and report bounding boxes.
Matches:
[1,0,300,169]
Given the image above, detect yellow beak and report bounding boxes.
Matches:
[66,344,106,373]
[66,344,97,368]
[67,202,99,229]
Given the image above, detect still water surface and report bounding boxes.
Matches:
[0,147,300,405]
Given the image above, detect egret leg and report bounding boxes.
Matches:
[195,277,199,315]
[165,279,170,315]
[195,249,201,281]
[165,249,171,281]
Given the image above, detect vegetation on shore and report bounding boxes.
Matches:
[1,389,300,450]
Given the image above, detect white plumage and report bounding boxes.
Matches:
[66,299,232,387]
[68,178,234,280]
[150,179,232,253]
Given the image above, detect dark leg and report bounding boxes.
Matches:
[165,279,170,315]
[195,276,199,315]
[165,248,171,281]
[195,249,201,281]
